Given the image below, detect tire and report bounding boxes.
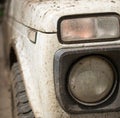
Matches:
[11,63,35,118]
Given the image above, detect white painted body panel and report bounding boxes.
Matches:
[5,0,120,118]
[8,0,120,32]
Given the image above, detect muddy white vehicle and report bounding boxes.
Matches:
[3,0,120,118]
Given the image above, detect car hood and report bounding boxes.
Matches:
[8,0,120,33]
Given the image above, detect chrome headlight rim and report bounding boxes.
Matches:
[67,55,118,106]
[57,13,120,44]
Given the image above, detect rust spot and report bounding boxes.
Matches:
[28,3,32,7]
[57,6,60,8]
[111,0,116,3]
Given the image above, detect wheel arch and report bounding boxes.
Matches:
[9,47,17,68]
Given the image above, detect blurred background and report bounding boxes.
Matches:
[0,0,12,118]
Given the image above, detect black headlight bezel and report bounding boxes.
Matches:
[54,45,120,113]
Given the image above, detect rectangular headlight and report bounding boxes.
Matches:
[58,14,120,43]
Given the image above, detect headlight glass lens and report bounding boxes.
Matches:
[60,15,120,42]
[68,56,116,105]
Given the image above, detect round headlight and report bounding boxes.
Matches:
[68,55,117,106]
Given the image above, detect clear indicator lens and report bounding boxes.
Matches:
[97,17,119,38]
[60,16,120,42]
